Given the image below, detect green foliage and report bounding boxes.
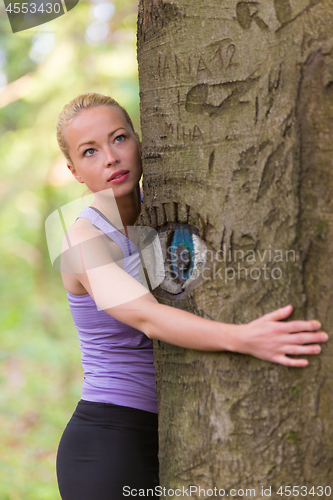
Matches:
[0,1,140,497]
[290,384,301,395]
[286,430,300,443]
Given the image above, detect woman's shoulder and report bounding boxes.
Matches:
[60,217,105,272]
[64,215,103,247]
[61,213,122,273]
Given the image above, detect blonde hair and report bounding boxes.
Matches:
[56,93,135,163]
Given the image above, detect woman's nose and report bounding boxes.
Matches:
[104,146,119,165]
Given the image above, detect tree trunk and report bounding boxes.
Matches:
[137,0,333,496]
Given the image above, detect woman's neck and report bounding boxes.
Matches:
[115,185,141,227]
[92,184,141,229]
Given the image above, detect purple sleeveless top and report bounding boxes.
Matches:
[67,202,158,414]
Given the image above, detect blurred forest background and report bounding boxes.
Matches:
[0,1,140,497]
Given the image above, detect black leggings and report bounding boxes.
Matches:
[56,400,159,500]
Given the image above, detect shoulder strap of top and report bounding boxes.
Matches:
[75,206,136,257]
[89,206,119,231]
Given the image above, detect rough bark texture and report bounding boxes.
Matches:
[137,1,333,497]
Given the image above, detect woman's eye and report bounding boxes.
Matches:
[84,148,95,157]
[115,135,125,143]
[157,224,207,295]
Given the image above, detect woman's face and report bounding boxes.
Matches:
[65,105,142,197]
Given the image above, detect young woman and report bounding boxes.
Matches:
[54,93,328,500]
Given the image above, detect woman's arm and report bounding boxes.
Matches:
[63,220,328,367]
[138,300,327,367]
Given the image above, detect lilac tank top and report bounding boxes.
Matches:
[67,203,158,414]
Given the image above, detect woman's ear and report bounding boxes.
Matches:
[67,163,85,184]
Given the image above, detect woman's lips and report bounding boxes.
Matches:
[108,171,129,184]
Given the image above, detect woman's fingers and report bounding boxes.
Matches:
[273,354,309,367]
[283,343,321,356]
[271,334,327,366]
[260,306,322,335]
[283,331,328,344]
[260,304,293,322]
[246,307,329,367]
[278,319,322,333]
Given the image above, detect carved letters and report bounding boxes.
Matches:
[236,0,317,31]
[163,122,204,144]
[157,40,237,82]
[236,2,269,30]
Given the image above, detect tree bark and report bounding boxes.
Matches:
[137,0,333,496]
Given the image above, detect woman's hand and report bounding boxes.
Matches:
[237,304,329,367]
